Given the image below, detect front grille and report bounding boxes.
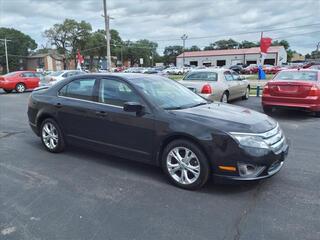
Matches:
[260,124,285,153]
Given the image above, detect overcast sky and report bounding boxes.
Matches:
[1,0,319,54]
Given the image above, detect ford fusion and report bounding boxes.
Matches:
[28,74,289,190]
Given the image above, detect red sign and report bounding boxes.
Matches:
[260,37,272,54]
[77,50,84,64]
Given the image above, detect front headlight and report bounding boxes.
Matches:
[231,134,269,149]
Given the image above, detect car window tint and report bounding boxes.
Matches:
[99,79,140,107]
[22,72,35,77]
[59,78,96,101]
[274,71,318,81]
[185,72,217,81]
[232,72,241,80]
[224,71,234,81]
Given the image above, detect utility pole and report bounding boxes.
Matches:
[181,34,188,67]
[0,38,12,73]
[103,0,112,71]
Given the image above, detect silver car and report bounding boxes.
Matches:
[180,68,250,102]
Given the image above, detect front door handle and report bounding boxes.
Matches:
[95,111,108,117]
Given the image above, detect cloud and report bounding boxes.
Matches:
[0,0,319,54]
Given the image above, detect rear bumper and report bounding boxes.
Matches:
[262,95,320,112]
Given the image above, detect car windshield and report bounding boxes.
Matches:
[184,72,217,81]
[50,71,64,76]
[128,76,208,110]
[274,71,318,81]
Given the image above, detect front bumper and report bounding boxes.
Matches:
[212,140,289,182]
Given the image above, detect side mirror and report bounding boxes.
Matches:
[239,76,245,81]
[123,102,144,114]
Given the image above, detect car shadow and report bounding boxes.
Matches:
[44,143,264,194]
[267,108,318,121]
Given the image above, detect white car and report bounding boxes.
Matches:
[46,70,85,85]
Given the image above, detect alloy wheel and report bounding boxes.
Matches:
[166,147,200,185]
[16,84,25,93]
[42,122,59,150]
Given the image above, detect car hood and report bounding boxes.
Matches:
[171,102,277,133]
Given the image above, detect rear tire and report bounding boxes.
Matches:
[3,89,13,93]
[161,140,210,190]
[242,87,250,100]
[221,91,229,103]
[15,83,26,93]
[263,105,273,114]
[40,118,65,153]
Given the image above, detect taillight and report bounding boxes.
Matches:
[263,84,270,94]
[309,85,320,96]
[201,84,212,94]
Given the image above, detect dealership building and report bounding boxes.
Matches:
[176,46,287,67]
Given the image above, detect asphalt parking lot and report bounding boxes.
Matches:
[0,90,319,240]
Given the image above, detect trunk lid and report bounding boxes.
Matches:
[268,81,314,98]
[180,80,214,94]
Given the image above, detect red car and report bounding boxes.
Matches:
[0,71,40,93]
[262,69,320,116]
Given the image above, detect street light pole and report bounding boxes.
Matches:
[103,0,112,71]
[0,38,12,73]
[181,34,188,67]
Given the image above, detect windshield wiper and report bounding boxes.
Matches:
[190,102,208,108]
[164,106,183,110]
[164,102,208,110]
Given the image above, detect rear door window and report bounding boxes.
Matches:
[21,72,36,77]
[59,78,96,101]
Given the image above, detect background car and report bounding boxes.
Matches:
[180,69,250,102]
[229,65,243,73]
[0,71,40,93]
[45,70,85,85]
[262,69,320,116]
[242,64,259,74]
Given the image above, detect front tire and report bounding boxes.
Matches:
[15,83,26,93]
[162,140,210,190]
[242,87,250,100]
[40,118,65,153]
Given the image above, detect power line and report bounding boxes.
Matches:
[146,22,320,42]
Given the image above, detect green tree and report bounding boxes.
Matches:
[0,27,37,73]
[187,45,201,51]
[44,19,92,69]
[163,45,183,65]
[122,39,158,66]
[203,43,216,50]
[239,40,259,48]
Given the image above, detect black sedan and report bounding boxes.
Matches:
[28,74,289,190]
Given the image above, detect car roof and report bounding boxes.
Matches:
[187,68,230,73]
[280,69,320,72]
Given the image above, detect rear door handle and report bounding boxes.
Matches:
[95,111,108,117]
